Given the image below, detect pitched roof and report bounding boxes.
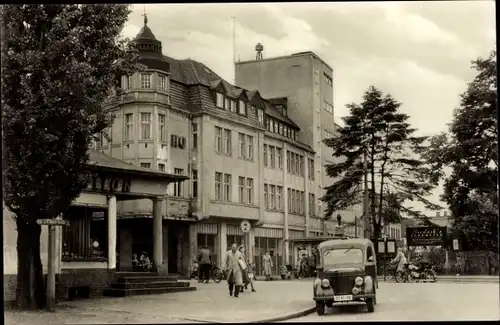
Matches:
[87,150,187,181]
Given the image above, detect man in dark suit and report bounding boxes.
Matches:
[197,245,212,283]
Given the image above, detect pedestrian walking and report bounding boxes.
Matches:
[224,243,244,297]
[239,245,250,292]
[246,260,257,292]
[197,245,212,283]
[263,251,273,281]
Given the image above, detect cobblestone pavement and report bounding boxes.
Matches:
[281,282,500,322]
[5,279,314,324]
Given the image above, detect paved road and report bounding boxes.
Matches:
[282,282,500,322]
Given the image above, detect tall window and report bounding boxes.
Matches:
[158,114,166,142]
[215,172,222,201]
[276,148,283,169]
[192,123,198,149]
[238,133,246,159]
[158,163,165,172]
[246,178,254,204]
[287,188,292,213]
[124,113,133,141]
[279,124,284,135]
[246,135,253,160]
[158,75,168,91]
[224,97,231,110]
[174,168,184,197]
[215,126,222,153]
[223,129,232,155]
[299,191,304,214]
[223,174,232,201]
[308,158,315,180]
[269,185,276,210]
[140,113,151,140]
[192,169,198,198]
[286,151,291,172]
[230,100,237,113]
[291,153,296,174]
[299,156,304,176]
[309,193,315,216]
[238,100,246,115]
[216,93,224,108]
[264,145,268,167]
[238,177,245,203]
[140,73,151,88]
[276,186,283,211]
[121,75,131,90]
[257,109,264,125]
[270,146,276,168]
[140,162,151,169]
[264,184,269,209]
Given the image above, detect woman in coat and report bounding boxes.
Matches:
[225,243,244,297]
[263,251,273,281]
[238,245,250,292]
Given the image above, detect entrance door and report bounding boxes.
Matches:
[168,225,178,273]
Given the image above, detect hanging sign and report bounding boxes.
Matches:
[240,220,251,233]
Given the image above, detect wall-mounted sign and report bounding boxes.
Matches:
[37,219,70,226]
[240,220,251,233]
[87,173,131,193]
[171,134,187,149]
[406,226,447,247]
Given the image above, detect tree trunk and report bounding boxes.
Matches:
[16,219,46,310]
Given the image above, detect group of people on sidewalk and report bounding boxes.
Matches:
[225,243,256,297]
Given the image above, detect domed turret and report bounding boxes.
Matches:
[133,14,170,72]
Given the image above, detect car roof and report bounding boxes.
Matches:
[317,238,373,250]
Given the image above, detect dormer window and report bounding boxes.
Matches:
[279,124,283,135]
[140,73,151,88]
[158,75,169,92]
[216,93,224,108]
[257,109,264,125]
[224,98,231,110]
[273,120,278,133]
[238,100,246,115]
[230,100,237,113]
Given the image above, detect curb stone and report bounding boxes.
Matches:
[249,306,317,323]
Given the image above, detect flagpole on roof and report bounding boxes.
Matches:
[232,16,236,84]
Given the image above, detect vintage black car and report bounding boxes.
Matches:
[312,238,378,315]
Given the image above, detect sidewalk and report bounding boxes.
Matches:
[380,275,499,283]
[5,280,316,325]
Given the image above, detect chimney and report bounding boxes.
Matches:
[436,211,440,217]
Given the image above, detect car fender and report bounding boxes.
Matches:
[364,276,373,293]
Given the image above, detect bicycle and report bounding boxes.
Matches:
[211,263,223,283]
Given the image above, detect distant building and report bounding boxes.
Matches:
[235,49,362,231]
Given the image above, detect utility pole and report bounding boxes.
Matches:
[363,150,371,240]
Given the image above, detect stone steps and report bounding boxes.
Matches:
[104,273,195,297]
[103,286,196,297]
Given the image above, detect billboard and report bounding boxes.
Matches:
[406,226,447,247]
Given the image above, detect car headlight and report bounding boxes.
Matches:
[321,279,330,288]
[352,287,360,295]
[355,276,364,285]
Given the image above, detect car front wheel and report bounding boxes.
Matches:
[316,301,326,316]
[366,298,375,313]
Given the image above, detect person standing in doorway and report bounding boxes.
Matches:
[224,243,244,297]
[197,245,212,283]
[263,251,273,281]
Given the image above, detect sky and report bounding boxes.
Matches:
[122,1,496,216]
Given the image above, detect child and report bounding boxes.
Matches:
[246,260,256,292]
[132,254,139,270]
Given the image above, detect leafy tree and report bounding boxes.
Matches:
[322,86,441,240]
[1,4,141,309]
[423,50,497,252]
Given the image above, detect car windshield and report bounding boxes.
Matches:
[322,248,363,266]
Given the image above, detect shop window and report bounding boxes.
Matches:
[197,234,217,264]
[226,235,244,250]
[254,237,281,276]
[62,207,108,261]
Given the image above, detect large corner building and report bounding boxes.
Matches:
[91,18,362,275]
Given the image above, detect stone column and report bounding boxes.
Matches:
[218,222,227,269]
[152,197,165,274]
[108,195,117,270]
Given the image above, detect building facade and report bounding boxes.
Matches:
[235,49,363,233]
[92,18,366,276]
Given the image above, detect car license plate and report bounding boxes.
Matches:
[334,295,353,302]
